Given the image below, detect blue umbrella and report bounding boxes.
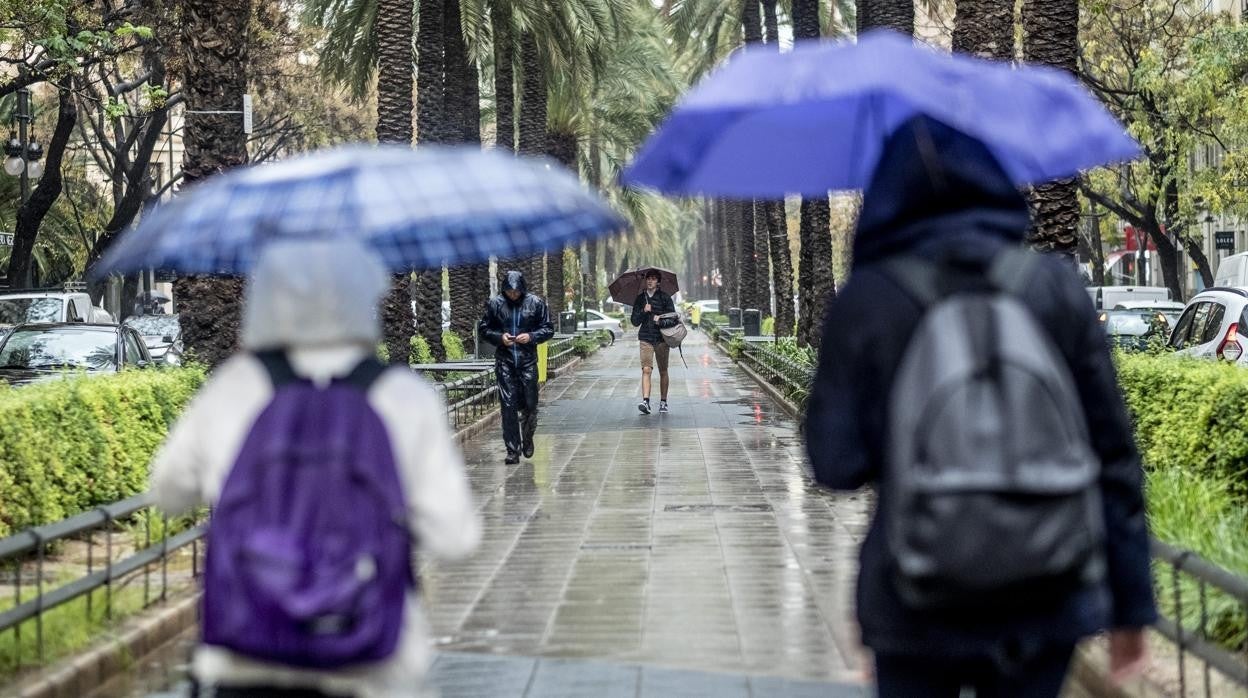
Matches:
[91,145,627,278]
[621,31,1140,197]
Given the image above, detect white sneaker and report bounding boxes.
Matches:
[638,399,651,415]
[659,401,670,414]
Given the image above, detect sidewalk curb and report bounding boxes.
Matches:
[14,594,199,698]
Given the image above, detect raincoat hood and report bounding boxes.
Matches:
[242,239,389,350]
[853,116,1030,267]
[502,270,527,305]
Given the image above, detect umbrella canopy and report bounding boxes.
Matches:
[621,31,1140,197]
[91,145,628,278]
[609,267,679,305]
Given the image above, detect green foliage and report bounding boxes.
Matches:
[762,316,775,336]
[571,331,608,357]
[1146,467,1248,650]
[1115,353,1248,491]
[0,367,207,538]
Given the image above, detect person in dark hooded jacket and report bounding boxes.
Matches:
[804,116,1156,696]
[479,271,555,464]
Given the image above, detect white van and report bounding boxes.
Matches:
[1214,251,1248,288]
[1087,286,1171,310]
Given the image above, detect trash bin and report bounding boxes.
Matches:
[474,334,496,360]
[743,309,762,336]
[559,311,577,334]
[728,307,743,328]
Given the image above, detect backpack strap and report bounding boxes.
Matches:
[988,248,1040,296]
[880,258,943,309]
[256,350,302,388]
[339,357,389,392]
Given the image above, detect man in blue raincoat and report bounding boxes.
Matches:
[804,116,1156,696]
[479,271,554,464]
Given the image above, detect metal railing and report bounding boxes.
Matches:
[707,327,1248,690]
[0,494,205,671]
[737,340,816,410]
[1151,538,1248,694]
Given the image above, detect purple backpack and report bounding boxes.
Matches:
[201,351,414,668]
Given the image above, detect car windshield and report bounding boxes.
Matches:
[0,298,61,325]
[124,315,180,338]
[0,328,116,371]
[1102,311,1165,336]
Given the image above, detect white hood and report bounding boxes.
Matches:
[241,239,389,351]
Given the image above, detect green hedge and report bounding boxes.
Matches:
[0,367,207,538]
[1115,353,1248,490]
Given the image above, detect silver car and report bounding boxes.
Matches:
[579,309,624,341]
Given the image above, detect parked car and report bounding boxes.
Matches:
[0,323,153,386]
[577,309,624,340]
[1112,300,1184,329]
[1214,251,1248,287]
[1098,309,1172,352]
[1167,287,1248,364]
[123,314,184,366]
[1086,286,1171,310]
[694,299,720,315]
[0,291,114,332]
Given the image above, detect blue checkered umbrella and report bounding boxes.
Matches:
[90,145,628,278]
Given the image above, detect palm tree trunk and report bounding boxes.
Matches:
[445,0,488,349]
[792,0,822,38]
[491,1,514,152]
[545,130,578,318]
[753,201,771,314]
[413,0,448,362]
[953,0,1014,59]
[174,0,251,368]
[371,0,418,367]
[766,202,794,337]
[517,29,547,298]
[859,0,913,34]
[791,0,833,348]
[1023,0,1078,256]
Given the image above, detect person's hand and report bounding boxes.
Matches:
[653,315,660,324]
[644,303,652,313]
[1109,628,1148,685]
[502,333,515,347]
[516,333,532,345]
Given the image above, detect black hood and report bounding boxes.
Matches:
[852,115,1030,267]
[502,270,527,304]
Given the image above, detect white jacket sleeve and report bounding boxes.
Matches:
[374,371,481,561]
[150,357,270,515]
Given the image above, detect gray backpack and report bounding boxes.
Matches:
[882,249,1105,610]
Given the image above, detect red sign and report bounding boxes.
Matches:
[1123,226,1158,252]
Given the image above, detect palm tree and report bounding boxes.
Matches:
[953,0,1013,59]
[371,0,419,366]
[410,0,449,363]
[1024,0,1079,256]
[173,0,252,367]
[445,0,490,348]
[791,0,834,347]
[858,0,913,34]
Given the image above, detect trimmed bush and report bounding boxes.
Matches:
[0,367,206,537]
[1115,353,1248,491]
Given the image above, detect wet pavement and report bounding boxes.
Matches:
[422,331,871,687]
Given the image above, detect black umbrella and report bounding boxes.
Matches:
[608,267,679,305]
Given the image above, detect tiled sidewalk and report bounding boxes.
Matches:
[421,331,871,688]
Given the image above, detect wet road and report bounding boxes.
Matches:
[422,331,870,685]
[110,330,870,696]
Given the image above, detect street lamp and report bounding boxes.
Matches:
[4,83,43,202]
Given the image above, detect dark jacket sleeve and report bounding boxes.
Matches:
[528,298,555,344]
[478,301,504,347]
[1057,270,1158,629]
[803,286,874,491]
[630,293,648,328]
